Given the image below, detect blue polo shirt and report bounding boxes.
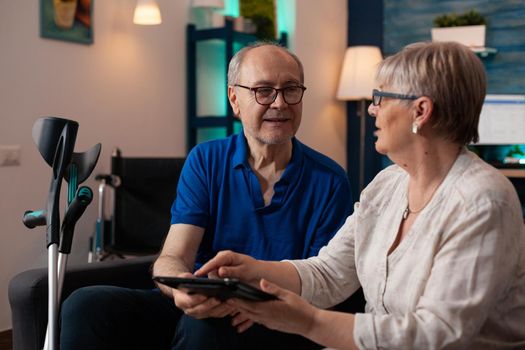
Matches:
[171,133,353,268]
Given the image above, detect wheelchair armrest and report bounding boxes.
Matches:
[8,255,157,350]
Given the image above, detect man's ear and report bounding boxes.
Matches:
[413,96,433,128]
[228,85,240,117]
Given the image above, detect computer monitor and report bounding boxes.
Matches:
[477,94,525,145]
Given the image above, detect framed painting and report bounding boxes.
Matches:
[40,0,93,45]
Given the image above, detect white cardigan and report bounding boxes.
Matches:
[291,149,525,349]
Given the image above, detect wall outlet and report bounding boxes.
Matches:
[0,145,21,166]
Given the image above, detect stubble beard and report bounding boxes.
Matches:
[245,126,294,146]
[241,110,299,145]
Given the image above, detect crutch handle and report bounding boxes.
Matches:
[22,210,47,228]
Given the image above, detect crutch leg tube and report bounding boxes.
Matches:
[43,186,94,350]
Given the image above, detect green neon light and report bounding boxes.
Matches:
[221,0,240,17]
[276,0,293,39]
[233,121,243,134]
[197,128,227,144]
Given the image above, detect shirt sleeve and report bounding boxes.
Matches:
[290,166,400,308]
[170,146,210,228]
[290,200,361,308]
[306,174,353,257]
[354,200,522,349]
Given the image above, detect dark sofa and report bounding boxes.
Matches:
[8,255,156,350]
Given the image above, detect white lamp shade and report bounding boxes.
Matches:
[336,46,383,101]
[133,0,162,25]
[191,0,224,8]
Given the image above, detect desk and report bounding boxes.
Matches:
[499,169,525,178]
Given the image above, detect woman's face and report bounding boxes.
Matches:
[368,86,415,156]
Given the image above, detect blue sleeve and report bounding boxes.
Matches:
[170,146,210,228]
[308,175,353,257]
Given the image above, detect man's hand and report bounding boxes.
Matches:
[172,272,234,319]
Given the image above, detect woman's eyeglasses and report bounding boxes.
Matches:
[372,89,420,106]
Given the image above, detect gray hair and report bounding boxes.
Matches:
[227,42,304,85]
[376,41,486,145]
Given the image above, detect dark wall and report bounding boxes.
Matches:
[345,0,524,216]
[346,0,384,198]
[383,0,525,94]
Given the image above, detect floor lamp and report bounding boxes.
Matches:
[337,46,383,192]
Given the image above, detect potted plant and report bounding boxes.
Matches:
[53,0,78,29]
[431,10,487,48]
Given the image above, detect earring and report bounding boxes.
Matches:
[412,122,419,134]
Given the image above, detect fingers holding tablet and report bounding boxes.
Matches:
[153,276,277,302]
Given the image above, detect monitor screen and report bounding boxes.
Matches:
[477,94,525,145]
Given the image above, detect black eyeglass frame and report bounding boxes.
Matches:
[372,89,420,106]
[234,84,307,106]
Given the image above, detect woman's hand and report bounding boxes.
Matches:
[194,250,261,286]
[228,279,319,337]
[171,272,234,319]
[193,250,305,328]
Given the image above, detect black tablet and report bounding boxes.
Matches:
[153,276,276,302]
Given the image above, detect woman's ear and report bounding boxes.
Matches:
[228,86,240,117]
[413,96,433,128]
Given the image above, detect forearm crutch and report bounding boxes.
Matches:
[22,117,101,350]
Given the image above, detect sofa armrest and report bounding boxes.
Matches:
[9,255,157,350]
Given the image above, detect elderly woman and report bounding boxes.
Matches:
[195,41,525,349]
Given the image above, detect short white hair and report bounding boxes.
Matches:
[227,42,304,85]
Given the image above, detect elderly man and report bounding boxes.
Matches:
[60,42,352,350]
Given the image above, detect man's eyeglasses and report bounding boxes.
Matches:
[234,84,307,105]
[372,89,420,106]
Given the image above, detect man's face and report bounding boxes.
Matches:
[228,46,303,146]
